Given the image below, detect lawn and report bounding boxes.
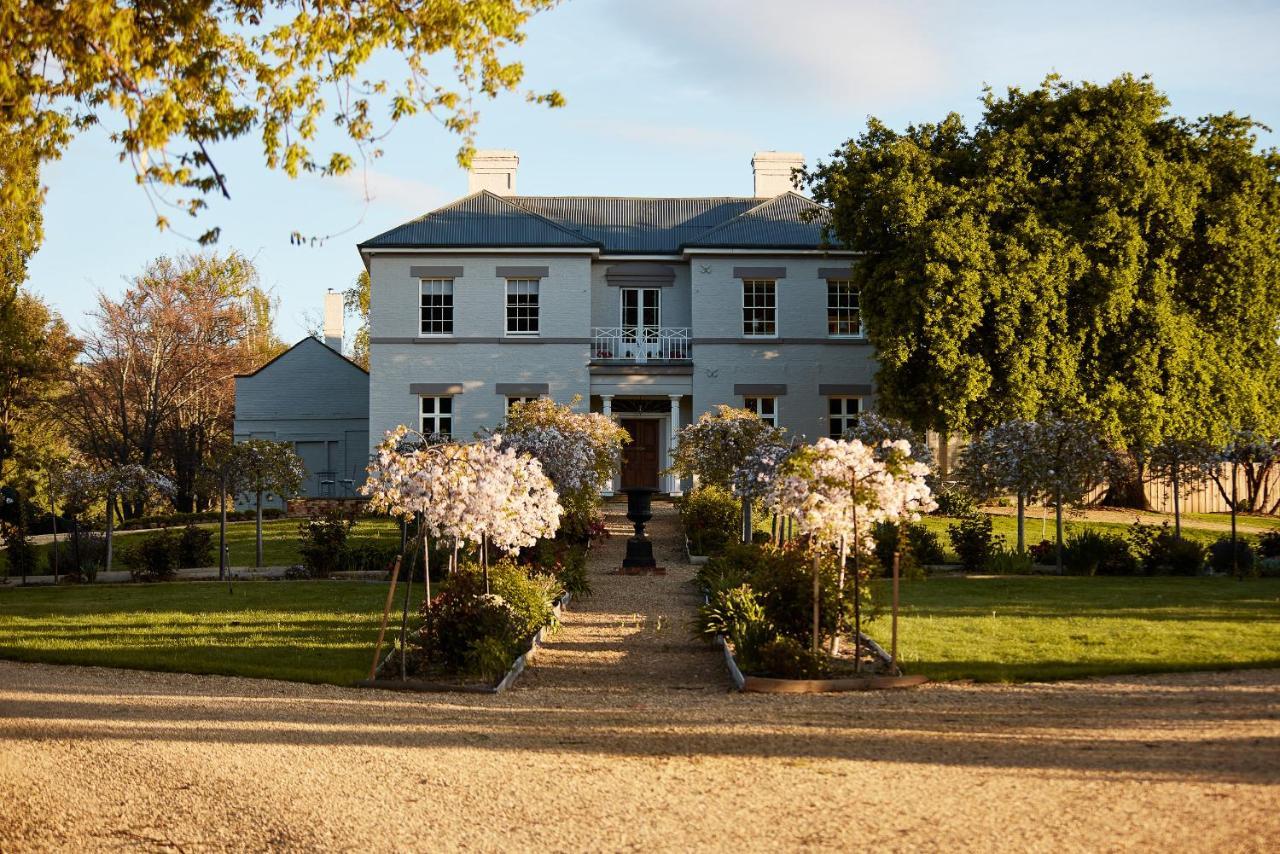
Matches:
[0,581,395,684]
[866,576,1280,682]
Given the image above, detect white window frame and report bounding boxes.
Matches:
[419,278,454,337]
[504,278,540,336]
[827,396,861,438]
[826,279,864,339]
[742,279,778,338]
[743,396,778,427]
[419,395,454,439]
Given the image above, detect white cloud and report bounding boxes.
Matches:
[570,117,754,149]
[331,166,448,216]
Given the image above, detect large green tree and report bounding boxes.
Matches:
[806,75,1280,507]
[2,0,563,243]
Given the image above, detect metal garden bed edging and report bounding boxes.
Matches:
[718,630,928,694]
[356,589,571,695]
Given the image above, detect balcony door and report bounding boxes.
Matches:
[620,288,661,361]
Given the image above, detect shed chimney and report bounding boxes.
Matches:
[751,151,805,197]
[323,290,344,352]
[467,149,519,196]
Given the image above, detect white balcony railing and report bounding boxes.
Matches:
[591,327,691,363]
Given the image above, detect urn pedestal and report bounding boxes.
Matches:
[622,487,658,569]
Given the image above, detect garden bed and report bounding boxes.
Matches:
[718,631,927,693]
[356,589,570,694]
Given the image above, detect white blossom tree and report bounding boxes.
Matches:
[1147,437,1218,539]
[956,420,1045,553]
[767,438,934,661]
[60,463,175,575]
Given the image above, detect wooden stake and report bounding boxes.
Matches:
[369,557,403,680]
[891,550,900,674]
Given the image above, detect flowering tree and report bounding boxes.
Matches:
[60,463,175,575]
[495,397,628,517]
[673,405,787,542]
[768,438,934,660]
[1034,415,1111,571]
[842,412,936,467]
[956,420,1045,553]
[229,439,307,567]
[1147,437,1218,539]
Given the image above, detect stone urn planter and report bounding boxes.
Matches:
[622,486,657,570]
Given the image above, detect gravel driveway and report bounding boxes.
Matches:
[1,504,1277,852]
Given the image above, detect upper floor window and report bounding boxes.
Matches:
[828,396,861,438]
[744,396,777,427]
[420,279,454,336]
[742,279,777,337]
[827,280,863,337]
[420,396,453,438]
[505,278,540,335]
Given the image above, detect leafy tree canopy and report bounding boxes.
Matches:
[805,74,1280,459]
[2,0,563,243]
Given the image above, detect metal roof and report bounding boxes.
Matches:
[359,190,835,253]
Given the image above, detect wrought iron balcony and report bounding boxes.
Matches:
[591,327,691,363]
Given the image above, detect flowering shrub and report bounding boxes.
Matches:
[676,485,740,556]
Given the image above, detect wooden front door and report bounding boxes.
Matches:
[620,418,660,489]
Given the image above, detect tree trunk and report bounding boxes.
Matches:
[831,535,847,656]
[105,491,115,576]
[218,473,228,581]
[255,489,264,568]
[1172,463,1182,540]
[741,498,752,544]
[49,489,59,584]
[1016,490,1026,554]
[1231,460,1240,580]
[422,532,432,609]
[1054,486,1064,575]
[811,552,820,654]
[1100,455,1150,510]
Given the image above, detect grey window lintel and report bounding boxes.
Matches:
[410,265,464,278]
[819,383,873,396]
[733,383,787,396]
[818,267,855,280]
[733,266,787,279]
[494,383,550,396]
[496,265,550,279]
[410,382,464,395]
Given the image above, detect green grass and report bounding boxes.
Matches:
[866,576,1280,682]
[0,581,394,684]
[23,517,404,570]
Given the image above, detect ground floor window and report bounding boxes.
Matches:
[744,396,777,427]
[506,395,540,413]
[420,396,453,438]
[828,396,861,438]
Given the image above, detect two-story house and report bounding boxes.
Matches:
[356,150,873,494]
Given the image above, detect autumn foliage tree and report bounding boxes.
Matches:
[63,252,283,514]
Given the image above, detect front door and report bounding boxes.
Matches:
[620,418,660,489]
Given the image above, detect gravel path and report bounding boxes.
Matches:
[1,504,1277,852]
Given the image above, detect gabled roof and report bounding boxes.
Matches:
[358,191,839,254]
[359,191,598,250]
[684,192,832,249]
[234,336,369,379]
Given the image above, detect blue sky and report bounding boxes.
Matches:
[26,0,1280,343]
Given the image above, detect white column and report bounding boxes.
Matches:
[668,394,683,496]
[601,395,615,496]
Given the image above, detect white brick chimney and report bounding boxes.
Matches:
[322,290,344,352]
[468,149,519,195]
[752,151,805,197]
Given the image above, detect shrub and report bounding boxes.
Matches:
[1255,531,1280,559]
[420,583,520,675]
[696,583,768,641]
[520,537,591,597]
[1029,539,1055,564]
[676,485,740,556]
[1129,523,1206,576]
[749,636,830,680]
[932,483,976,516]
[123,531,180,582]
[948,513,1002,572]
[298,510,353,577]
[176,525,214,568]
[873,521,944,577]
[346,541,400,574]
[1257,556,1280,578]
[1061,531,1138,576]
[986,548,1034,575]
[51,530,108,582]
[557,506,607,545]
[1208,537,1255,576]
[1,527,40,579]
[486,559,559,640]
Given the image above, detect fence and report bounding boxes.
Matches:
[1081,463,1280,515]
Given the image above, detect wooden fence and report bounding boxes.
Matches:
[1081,464,1280,515]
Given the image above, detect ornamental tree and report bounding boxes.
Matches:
[60,463,175,575]
[496,397,628,519]
[767,438,934,659]
[1146,438,1219,539]
[955,420,1045,553]
[841,412,935,467]
[229,439,307,567]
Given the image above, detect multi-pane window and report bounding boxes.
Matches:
[420,396,453,438]
[505,278,540,335]
[420,279,454,335]
[744,396,777,427]
[506,395,539,413]
[827,280,863,337]
[742,279,777,337]
[828,397,861,438]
